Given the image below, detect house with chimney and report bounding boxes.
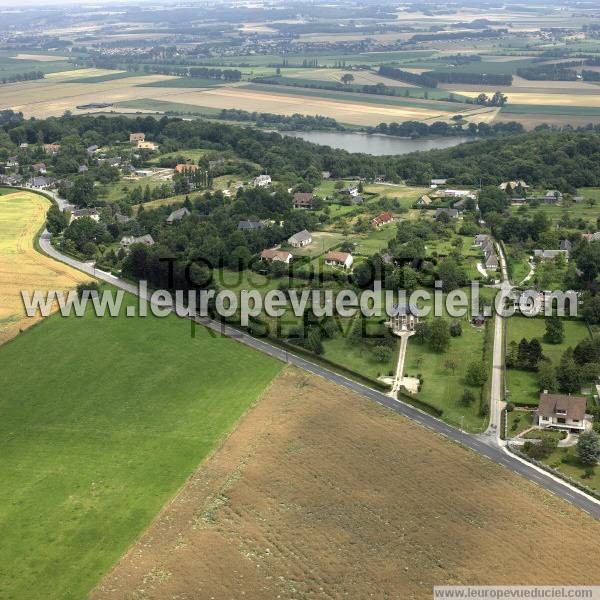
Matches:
[536,393,592,433]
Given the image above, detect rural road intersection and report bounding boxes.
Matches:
[38,230,600,520]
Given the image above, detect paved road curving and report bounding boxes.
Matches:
[38,230,600,519]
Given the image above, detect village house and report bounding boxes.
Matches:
[416,194,432,207]
[559,239,573,255]
[434,208,459,220]
[325,251,353,269]
[533,249,569,261]
[260,248,292,264]
[32,162,46,174]
[70,208,100,223]
[371,212,394,228]
[137,140,159,151]
[43,143,61,155]
[129,132,145,143]
[499,180,529,194]
[430,178,447,188]
[439,189,475,199]
[536,393,592,433]
[6,157,19,168]
[292,192,314,209]
[288,230,312,248]
[86,145,99,155]
[166,207,190,224]
[583,232,600,242]
[120,234,155,249]
[19,142,28,150]
[29,176,52,189]
[253,174,271,187]
[388,303,419,334]
[346,186,359,197]
[475,234,499,270]
[544,190,563,203]
[238,219,264,231]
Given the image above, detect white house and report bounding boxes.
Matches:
[120,234,155,249]
[253,174,271,187]
[260,248,292,264]
[388,303,419,334]
[536,393,591,433]
[288,230,312,248]
[70,208,100,223]
[166,207,190,224]
[325,251,353,269]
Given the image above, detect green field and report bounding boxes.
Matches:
[506,315,590,406]
[117,98,222,116]
[0,292,281,598]
[60,71,141,84]
[137,77,227,88]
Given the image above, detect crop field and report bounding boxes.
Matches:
[93,367,600,599]
[0,291,282,599]
[0,189,88,345]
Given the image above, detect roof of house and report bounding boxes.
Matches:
[538,393,587,422]
[175,163,198,173]
[559,239,572,251]
[325,251,352,263]
[115,213,133,224]
[71,207,99,217]
[434,208,459,218]
[534,249,566,259]
[390,302,420,316]
[417,194,432,205]
[371,212,394,226]
[166,207,190,223]
[260,248,292,261]
[293,192,314,205]
[238,219,264,230]
[288,229,312,244]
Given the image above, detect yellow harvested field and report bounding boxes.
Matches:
[455,90,600,107]
[291,67,412,87]
[0,75,178,118]
[12,53,69,62]
[45,68,127,81]
[0,191,88,345]
[149,86,449,125]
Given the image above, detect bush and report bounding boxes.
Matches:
[76,281,101,299]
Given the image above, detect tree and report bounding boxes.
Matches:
[428,318,450,352]
[461,389,475,406]
[557,349,582,394]
[340,73,355,85]
[373,345,392,363]
[544,316,564,344]
[68,175,97,207]
[445,357,458,373]
[437,257,467,291]
[582,294,600,325]
[577,430,600,466]
[537,359,558,393]
[46,204,69,234]
[465,360,487,386]
[413,321,430,344]
[449,320,462,337]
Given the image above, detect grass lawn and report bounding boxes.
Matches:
[403,290,493,433]
[506,315,591,406]
[289,231,345,258]
[507,409,534,437]
[0,292,281,599]
[541,446,600,494]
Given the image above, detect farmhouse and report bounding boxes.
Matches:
[129,132,145,143]
[29,176,51,189]
[435,208,459,220]
[544,190,563,203]
[440,189,475,199]
[430,178,447,188]
[253,174,271,187]
[70,208,100,223]
[371,212,394,228]
[416,194,432,207]
[533,249,568,261]
[238,220,264,231]
[293,192,314,209]
[536,393,591,433]
[175,163,199,174]
[499,180,529,193]
[288,230,312,248]
[325,251,353,269]
[43,143,60,155]
[166,207,190,224]
[120,234,155,248]
[32,162,46,174]
[260,249,292,264]
[388,303,419,333]
[138,140,158,151]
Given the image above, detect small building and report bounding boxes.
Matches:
[86,145,99,155]
[325,251,353,269]
[19,142,28,150]
[292,192,314,209]
[345,186,359,197]
[134,169,153,178]
[253,174,271,187]
[238,220,264,231]
[78,165,88,173]
[533,249,568,261]
[371,212,394,228]
[321,171,331,179]
[544,190,562,203]
[43,143,60,155]
[166,207,190,224]
[175,163,199,174]
[430,178,447,188]
[260,249,292,264]
[29,176,51,189]
[536,393,591,433]
[70,208,100,223]
[484,251,499,270]
[499,180,529,193]
[32,162,46,174]
[137,140,158,151]
[388,303,419,333]
[583,232,600,242]
[416,194,432,207]
[288,229,312,248]
[559,239,572,255]
[129,132,145,143]
[120,234,155,248]
[434,208,459,220]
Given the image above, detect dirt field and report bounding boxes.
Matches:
[0,190,88,344]
[93,367,600,600]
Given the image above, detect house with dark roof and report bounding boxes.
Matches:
[238,220,264,231]
[434,208,459,220]
[120,234,155,248]
[533,249,568,261]
[166,207,190,224]
[536,393,591,432]
[292,192,314,209]
[388,303,419,333]
[288,230,312,248]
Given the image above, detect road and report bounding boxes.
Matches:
[37,231,600,519]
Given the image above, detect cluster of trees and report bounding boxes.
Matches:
[517,64,581,81]
[188,67,242,81]
[0,71,44,85]
[430,72,512,86]
[377,65,438,88]
[366,120,524,139]
[408,29,505,43]
[216,109,343,131]
[473,91,508,107]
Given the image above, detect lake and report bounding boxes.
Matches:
[285,131,473,156]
